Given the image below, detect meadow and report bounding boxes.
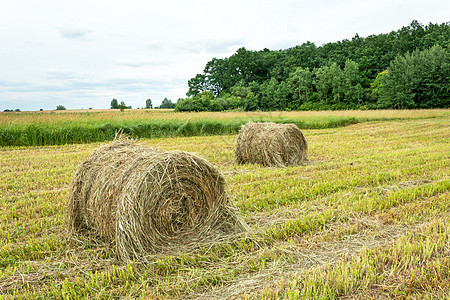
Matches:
[1,109,448,147]
[0,109,449,298]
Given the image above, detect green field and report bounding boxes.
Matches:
[1,109,448,146]
[0,110,449,298]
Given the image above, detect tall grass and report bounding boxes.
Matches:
[1,109,448,147]
[0,115,358,146]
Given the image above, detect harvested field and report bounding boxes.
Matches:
[0,111,449,299]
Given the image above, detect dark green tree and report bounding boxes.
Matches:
[314,63,342,104]
[187,74,207,97]
[228,47,275,84]
[341,60,364,106]
[230,84,251,98]
[160,98,176,109]
[289,67,313,106]
[145,98,153,109]
[378,45,450,109]
[259,78,280,110]
[118,101,129,111]
[56,105,66,110]
[243,92,259,111]
[274,80,294,110]
[110,98,119,109]
[202,58,232,96]
[176,92,215,111]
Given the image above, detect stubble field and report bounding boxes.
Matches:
[0,109,449,299]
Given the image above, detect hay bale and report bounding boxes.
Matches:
[235,122,308,167]
[68,137,247,261]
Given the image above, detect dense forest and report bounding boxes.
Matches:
[176,20,449,111]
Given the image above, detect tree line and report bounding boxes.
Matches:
[176,20,449,111]
[109,98,176,110]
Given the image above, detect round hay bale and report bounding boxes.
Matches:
[235,122,308,167]
[68,137,247,261]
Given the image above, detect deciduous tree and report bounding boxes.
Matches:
[379,45,449,108]
[145,98,153,109]
[110,99,119,109]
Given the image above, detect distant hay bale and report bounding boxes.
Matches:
[68,137,247,261]
[235,122,308,167]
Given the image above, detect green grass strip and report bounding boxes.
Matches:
[0,117,358,147]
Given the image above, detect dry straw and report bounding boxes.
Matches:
[235,122,308,167]
[68,135,247,261]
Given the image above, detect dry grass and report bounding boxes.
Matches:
[0,111,449,299]
[68,135,247,261]
[235,122,308,167]
[1,108,448,126]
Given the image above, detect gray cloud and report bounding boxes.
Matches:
[144,41,164,51]
[0,76,187,111]
[100,77,186,93]
[0,79,66,93]
[0,79,27,88]
[56,25,92,40]
[43,69,91,80]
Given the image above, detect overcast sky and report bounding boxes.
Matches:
[0,0,448,111]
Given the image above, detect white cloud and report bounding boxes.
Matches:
[118,60,170,68]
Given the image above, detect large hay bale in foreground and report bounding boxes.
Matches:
[235,122,308,167]
[68,137,247,261]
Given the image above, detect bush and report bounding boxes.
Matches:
[175,92,215,112]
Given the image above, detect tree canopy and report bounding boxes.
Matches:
[159,98,176,109]
[110,99,119,109]
[378,45,449,109]
[145,98,153,109]
[179,20,449,111]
